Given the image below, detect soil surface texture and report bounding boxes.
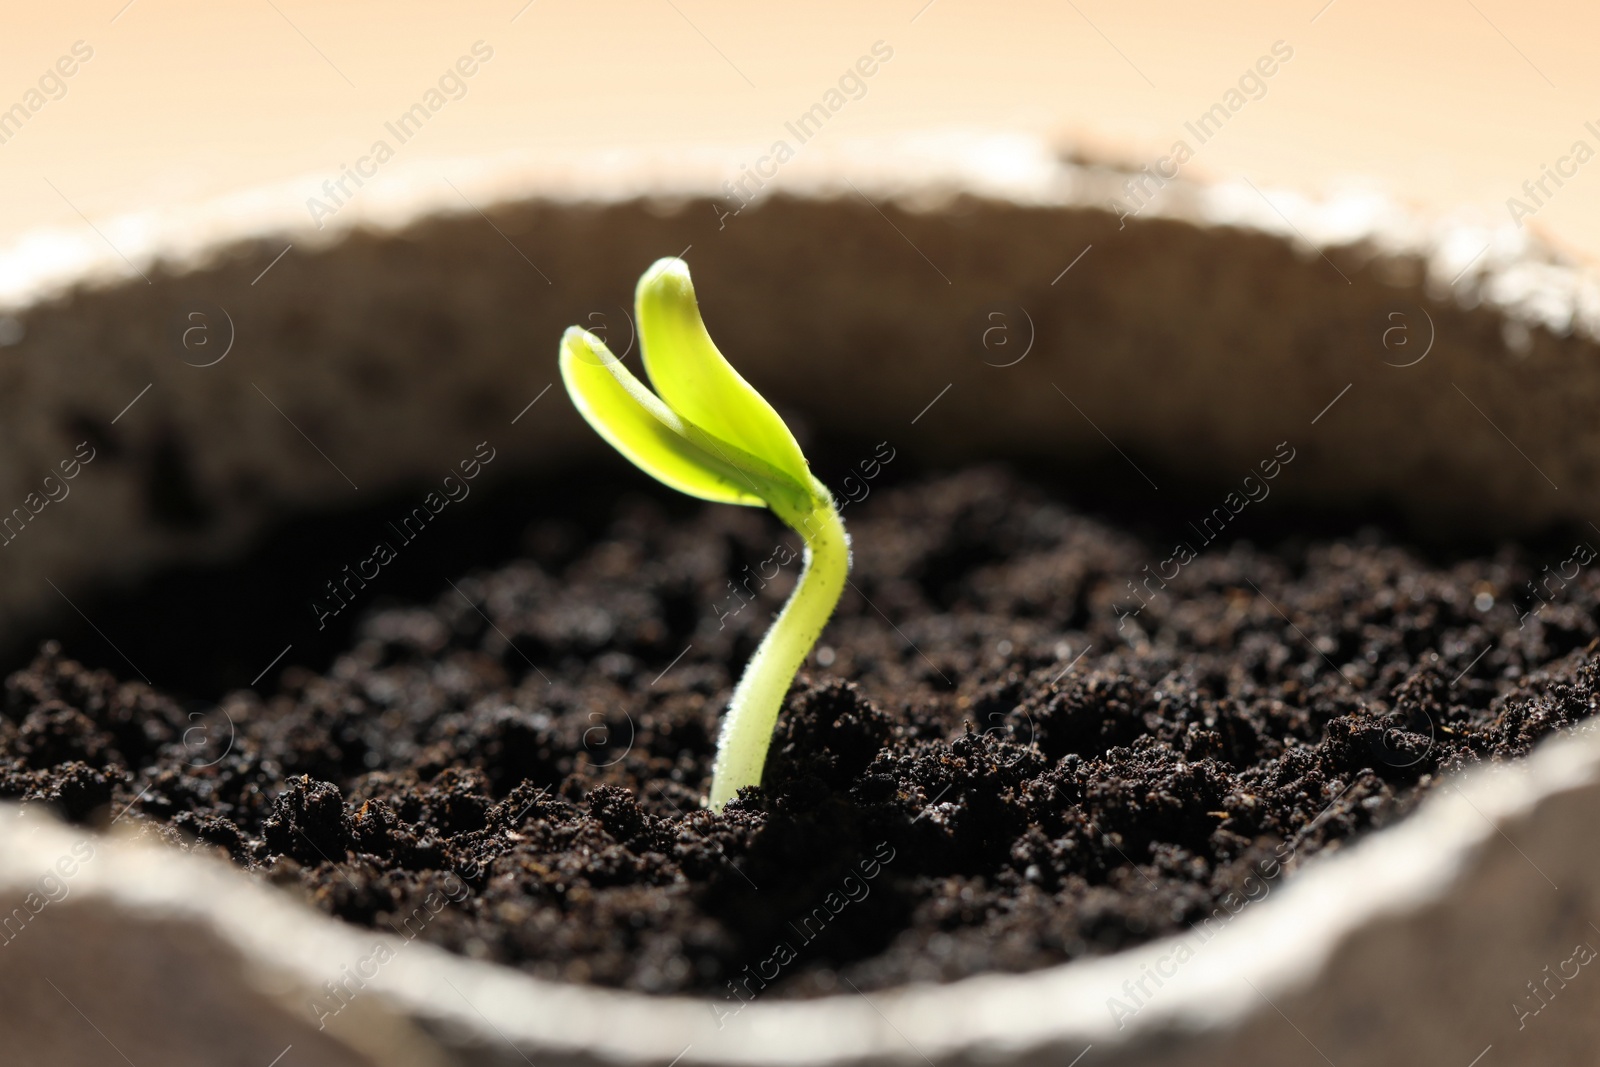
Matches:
[3,467,1598,998]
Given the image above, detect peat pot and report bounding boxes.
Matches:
[1,136,1599,1066]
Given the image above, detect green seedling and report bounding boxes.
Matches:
[559,258,849,811]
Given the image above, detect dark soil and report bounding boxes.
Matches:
[3,467,1598,998]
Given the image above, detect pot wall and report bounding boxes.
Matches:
[0,144,1592,649]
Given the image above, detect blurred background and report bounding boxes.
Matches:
[2,0,1597,265]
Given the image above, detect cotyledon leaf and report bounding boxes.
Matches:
[560,326,801,509]
[635,258,813,489]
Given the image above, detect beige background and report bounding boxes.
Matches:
[0,0,1595,265]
